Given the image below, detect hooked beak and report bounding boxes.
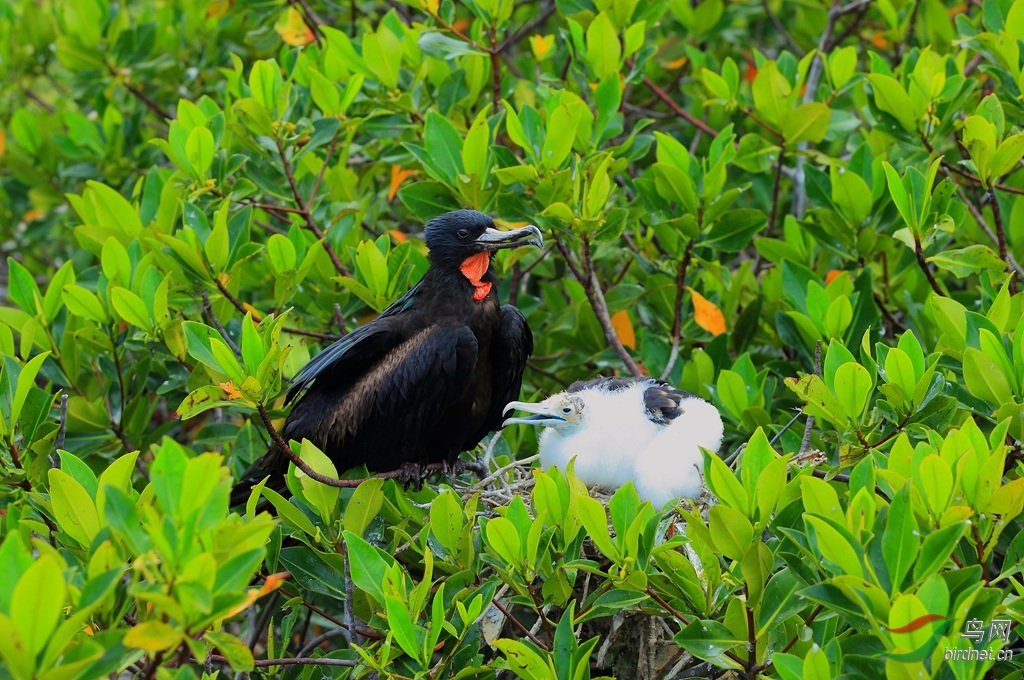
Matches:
[476,225,543,252]
[502,400,566,428]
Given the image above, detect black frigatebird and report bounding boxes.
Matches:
[502,377,724,507]
[231,210,542,505]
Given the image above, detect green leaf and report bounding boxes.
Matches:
[702,209,767,251]
[586,12,622,81]
[48,468,100,546]
[706,453,749,514]
[424,110,465,186]
[651,163,699,214]
[344,478,384,537]
[913,521,968,583]
[830,167,872,225]
[309,69,342,115]
[673,619,743,663]
[61,284,107,323]
[963,346,1013,405]
[800,476,845,526]
[204,631,255,671]
[186,126,215,179]
[429,489,464,555]
[110,287,153,331]
[751,61,791,128]
[11,555,65,658]
[12,351,49,425]
[541,102,584,171]
[782,102,831,144]
[804,515,863,578]
[363,26,402,89]
[833,362,871,421]
[296,438,340,521]
[341,530,389,603]
[485,516,523,566]
[882,162,915,230]
[248,60,282,117]
[708,503,753,560]
[176,384,237,419]
[867,74,917,131]
[927,245,1006,279]
[882,484,919,593]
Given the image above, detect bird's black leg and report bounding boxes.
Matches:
[397,461,422,490]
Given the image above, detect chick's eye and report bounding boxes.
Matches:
[562,407,572,414]
[457,229,470,239]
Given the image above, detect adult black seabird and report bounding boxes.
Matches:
[502,377,724,507]
[230,210,541,505]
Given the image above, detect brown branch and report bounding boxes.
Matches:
[496,3,557,53]
[491,598,551,651]
[580,237,642,376]
[745,600,757,680]
[273,134,351,277]
[627,60,719,137]
[256,404,412,488]
[914,234,944,296]
[209,655,356,668]
[988,189,1015,293]
[490,26,501,114]
[767,147,786,233]
[213,277,341,342]
[660,240,695,381]
[106,62,172,121]
[306,130,340,214]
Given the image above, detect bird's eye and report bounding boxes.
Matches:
[457,229,470,239]
[562,407,572,414]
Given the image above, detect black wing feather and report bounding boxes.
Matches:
[474,305,533,444]
[284,323,479,471]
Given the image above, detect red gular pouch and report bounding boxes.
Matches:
[460,252,493,301]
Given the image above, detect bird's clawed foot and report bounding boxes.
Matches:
[397,462,426,491]
[454,455,489,480]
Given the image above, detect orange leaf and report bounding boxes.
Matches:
[743,61,758,83]
[611,310,636,349]
[0,129,5,159]
[688,288,726,336]
[665,57,688,70]
[388,165,416,202]
[227,572,289,618]
[870,32,891,49]
[241,303,263,322]
[22,209,44,222]
[219,381,243,399]
[453,18,471,33]
[275,7,315,47]
[387,229,408,243]
[825,270,844,285]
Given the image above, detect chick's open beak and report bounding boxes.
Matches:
[502,400,567,428]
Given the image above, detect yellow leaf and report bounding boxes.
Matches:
[123,621,182,653]
[610,310,635,349]
[219,380,243,399]
[529,34,556,62]
[388,165,416,202]
[206,0,231,19]
[688,288,726,336]
[275,7,315,47]
[421,0,440,14]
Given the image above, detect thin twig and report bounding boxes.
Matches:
[627,60,719,137]
[800,341,821,454]
[914,233,944,296]
[496,4,557,52]
[767,147,786,233]
[491,599,551,651]
[661,240,695,381]
[201,289,243,358]
[580,237,642,376]
[988,189,1015,293]
[256,404,414,488]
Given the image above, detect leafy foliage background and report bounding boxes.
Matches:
[1,0,1024,677]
